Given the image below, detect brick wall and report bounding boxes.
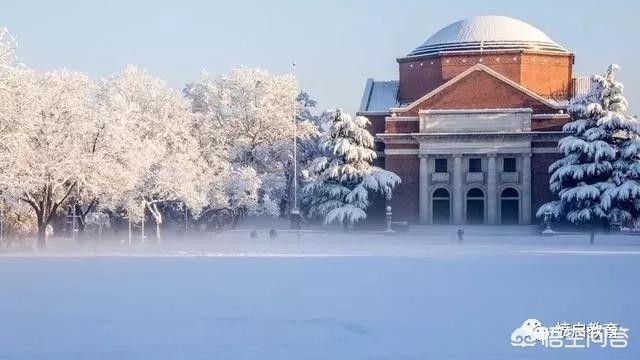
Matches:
[520,53,573,100]
[366,115,387,137]
[399,70,556,117]
[440,53,522,84]
[398,58,443,103]
[532,117,567,131]
[531,152,562,218]
[385,154,419,222]
[385,120,419,134]
[397,51,573,103]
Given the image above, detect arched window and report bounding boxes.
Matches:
[501,188,519,198]
[433,188,450,198]
[467,188,484,198]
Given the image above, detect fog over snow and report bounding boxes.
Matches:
[1,230,639,359]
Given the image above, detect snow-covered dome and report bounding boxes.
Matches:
[407,16,568,57]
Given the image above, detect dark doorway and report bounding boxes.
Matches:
[432,188,450,224]
[466,188,485,224]
[500,188,519,224]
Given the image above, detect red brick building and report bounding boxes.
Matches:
[357,15,588,225]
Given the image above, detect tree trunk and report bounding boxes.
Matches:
[128,219,132,246]
[22,182,77,250]
[140,219,145,243]
[155,222,162,242]
[77,199,96,234]
[148,202,163,242]
[37,223,47,249]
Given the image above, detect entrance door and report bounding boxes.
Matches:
[432,188,450,224]
[466,188,485,224]
[500,188,520,224]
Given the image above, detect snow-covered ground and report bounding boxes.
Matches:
[1,232,638,359]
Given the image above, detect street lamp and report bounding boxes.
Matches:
[542,204,554,236]
[384,206,395,234]
[290,61,301,230]
[0,203,4,244]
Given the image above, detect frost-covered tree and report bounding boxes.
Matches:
[99,65,208,240]
[0,27,20,145]
[184,67,315,220]
[283,92,323,214]
[539,65,640,225]
[0,27,17,67]
[0,200,36,242]
[0,68,97,247]
[303,109,400,226]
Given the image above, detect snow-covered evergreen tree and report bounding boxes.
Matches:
[303,109,400,226]
[597,67,640,224]
[539,65,640,225]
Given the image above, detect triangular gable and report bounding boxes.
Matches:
[391,64,563,115]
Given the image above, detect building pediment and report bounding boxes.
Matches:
[391,64,565,116]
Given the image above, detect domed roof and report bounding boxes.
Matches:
[407,15,568,58]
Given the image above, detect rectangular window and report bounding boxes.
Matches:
[435,158,448,173]
[469,158,482,173]
[503,158,517,172]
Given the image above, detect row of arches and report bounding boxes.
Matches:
[431,187,520,224]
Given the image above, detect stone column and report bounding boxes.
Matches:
[453,155,463,224]
[487,154,498,224]
[419,155,429,224]
[522,153,532,224]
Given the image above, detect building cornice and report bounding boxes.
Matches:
[419,108,533,115]
[531,113,570,119]
[397,49,575,63]
[356,111,391,116]
[385,116,419,122]
[411,132,535,141]
[377,131,567,143]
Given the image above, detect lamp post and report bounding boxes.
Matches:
[542,205,554,236]
[290,61,301,230]
[384,206,395,234]
[72,200,77,242]
[0,203,4,244]
[182,202,188,235]
[128,217,132,246]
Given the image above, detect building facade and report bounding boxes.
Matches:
[358,15,588,225]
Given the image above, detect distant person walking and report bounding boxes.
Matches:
[457,228,464,243]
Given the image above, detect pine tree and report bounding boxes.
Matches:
[597,66,640,225]
[303,109,400,226]
[539,65,640,226]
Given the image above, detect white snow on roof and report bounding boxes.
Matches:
[407,15,567,57]
[358,79,399,113]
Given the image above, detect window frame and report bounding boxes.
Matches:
[468,158,482,173]
[503,157,517,173]
[435,158,448,173]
